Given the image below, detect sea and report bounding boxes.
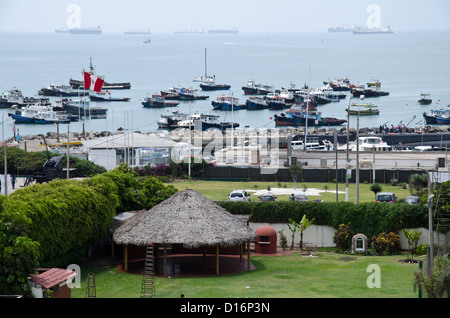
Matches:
[0,30,449,140]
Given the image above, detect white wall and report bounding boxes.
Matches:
[250,223,448,250]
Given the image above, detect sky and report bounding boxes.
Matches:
[0,0,449,33]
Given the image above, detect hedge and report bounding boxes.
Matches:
[217,201,428,242]
[2,175,119,262]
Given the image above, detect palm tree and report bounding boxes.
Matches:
[409,173,429,197]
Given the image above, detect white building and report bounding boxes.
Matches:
[81,132,186,170]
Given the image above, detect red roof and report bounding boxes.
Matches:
[29,268,78,289]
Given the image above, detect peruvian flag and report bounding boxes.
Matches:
[84,72,105,92]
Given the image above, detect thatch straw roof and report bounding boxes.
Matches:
[113,189,257,248]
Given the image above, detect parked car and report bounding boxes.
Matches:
[289,194,309,202]
[404,196,420,205]
[376,192,397,203]
[259,193,277,202]
[228,190,251,201]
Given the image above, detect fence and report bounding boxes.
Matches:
[202,165,427,184]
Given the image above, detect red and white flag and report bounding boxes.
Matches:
[84,72,105,92]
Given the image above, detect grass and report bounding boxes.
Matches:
[170,179,412,203]
[70,250,422,298]
[69,180,419,299]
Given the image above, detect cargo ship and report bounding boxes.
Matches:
[68,27,102,35]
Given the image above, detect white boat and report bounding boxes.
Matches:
[292,140,333,151]
[8,104,74,124]
[339,136,391,152]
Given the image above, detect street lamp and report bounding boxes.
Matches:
[345,94,352,202]
[355,95,365,204]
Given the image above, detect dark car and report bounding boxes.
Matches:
[289,194,309,202]
[259,193,277,202]
[376,192,397,203]
[404,196,420,205]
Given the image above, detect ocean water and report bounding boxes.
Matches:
[0,30,449,139]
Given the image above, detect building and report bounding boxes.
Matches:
[81,132,188,170]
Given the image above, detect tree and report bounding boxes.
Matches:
[289,164,303,190]
[370,183,383,197]
[409,173,429,197]
[287,218,301,250]
[402,229,422,261]
[298,214,315,250]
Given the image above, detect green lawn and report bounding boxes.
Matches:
[70,251,422,298]
[171,179,412,203]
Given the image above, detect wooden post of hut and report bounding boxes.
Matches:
[123,245,128,272]
[216,245,220,275]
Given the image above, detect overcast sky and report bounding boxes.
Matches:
[1,0,449,33]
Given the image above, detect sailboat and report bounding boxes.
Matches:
[196,48,231,91]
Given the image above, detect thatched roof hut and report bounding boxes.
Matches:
[112,189,257,276]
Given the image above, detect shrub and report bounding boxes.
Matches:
[332,222,353,252]
[372,232,401,255]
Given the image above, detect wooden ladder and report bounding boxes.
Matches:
[140,245,155,298]
[85,273,96,298]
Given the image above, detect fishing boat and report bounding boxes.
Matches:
[264,94,289,110]
[38,84,85,97]
[157,111,189,129]
[274,108,346,127]
[59,99,107,117]
[418,93,432,105]
[200,80,231,91]
[0,88,51,108]
[178,88,209,101]
[346,103,380,116]
[351,79,389,98]
[241,80,274,95]
[245,96,269,110]
[435,114,450,125]
[176,113,239,131]
[142,95,179,108]
[211,96,246,111]
[8,105,74,124]
[89,91,130,102]
[423,109,450,124]
[323,77,353,91]
[70,57,131,90]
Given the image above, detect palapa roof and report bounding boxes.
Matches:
[113,189,257,248]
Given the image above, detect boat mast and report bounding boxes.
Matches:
[204,48,207,79]
[304,66,311,151]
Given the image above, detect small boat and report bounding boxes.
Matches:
[38,84,84,97]
[212,96,246,111]
[241,80,274,95]
[274,108,346,127]
[245,96,269,110]
[418,93,432,105]
[142,95,179,108]
[0,88,51,108]
[89,91,130,102]
[8,104,75,124]
[346,103,380,116]
[292,139,334,151]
